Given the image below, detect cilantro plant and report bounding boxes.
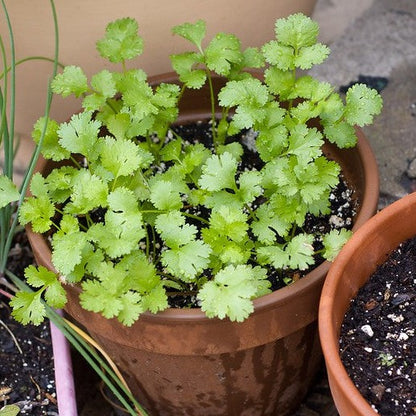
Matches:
[13,13,383,325]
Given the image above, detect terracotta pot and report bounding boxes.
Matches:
[27,74,379,416]
[319,193,416,416]
[1,0,316,139]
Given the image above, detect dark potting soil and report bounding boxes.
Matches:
[0,231,58,415]
[340,236,416,416]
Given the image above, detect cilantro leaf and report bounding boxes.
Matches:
[291,76,333,102]
[262,41,294,70]
[25,265,58,288]
[155,212,196,248]
[264,67,295,99]
[275,13,319,49]
[257,244,288,269]
[119,253,168,315]
[199,265,269,322]
[51,225,89,277]
[320,93,345,124]
[19,175,55,232]
[237,170,263,205]
[96,17,144,63]
[18,196,55,233]
[99,136,145,178]
[105,113,131,140]
[11,291,46,326]
[171,20,206,51]
[149,178,184,211]
[257,233,315,271]
[218,77,269,108]
[45,166,78,203]
[251,204,291,244]
[198,152,237,191]
[117,291,144,326]
[208,206,248,242]
[51,65,88,98]
[323,121,357,148]
[241,47,265,69]
[161,240,212,281]
[294,43,330,70]
[322,229,352,261]
[32,117,70,161]
[217,142,244,161]
[140,282,169,314]
[170,52,207,89]
[88,188,145,258]
[83,70,117,111]
[290,101,320,124]
[121,79,158,122]
[58,112,101,159]
[0,175,19,209]
[219,78,269,131]
[287,125,323,164]
[205,33,243,76]
[80,280,123,319]
[160,138,182,162]
[286,233,315,270]
[64,170,108,215]
[344,83,383,127]
[155,212,211,280]
[202,206,252,265]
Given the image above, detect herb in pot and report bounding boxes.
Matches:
[12,13,382,325]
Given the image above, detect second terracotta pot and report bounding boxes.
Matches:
[319,193,416,416]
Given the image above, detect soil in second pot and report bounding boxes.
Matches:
[0,232,58,415]
[340,236,416,416]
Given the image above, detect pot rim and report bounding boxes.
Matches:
[319,192,416,415]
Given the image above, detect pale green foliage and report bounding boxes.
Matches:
[0,176,20,209]
[32,117,70,161]
[96,17,144,63]
[51,65,88,97]
[11,266,67,325]
[0,405,20,416]
[171,19,260,93]
[198,152,238,191]
[322,229,353,261]
[345,83,384,127]
[171,19,206,51]
[199,265,270,321]
[16,13,382,325]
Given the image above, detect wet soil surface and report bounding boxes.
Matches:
[340,236,416,415]
[0,232,58,415]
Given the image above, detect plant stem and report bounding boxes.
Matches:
[0,56,65,81]
[0,0,16,180]
[182,211,209,225]
[206,71,218,147]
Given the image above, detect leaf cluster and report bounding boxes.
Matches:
[15,13,382,324]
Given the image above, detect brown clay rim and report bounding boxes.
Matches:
[319,192,416,415]
[29,128,379,323]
